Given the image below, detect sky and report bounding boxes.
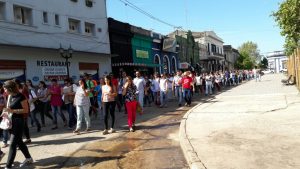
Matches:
[107,0,285,55]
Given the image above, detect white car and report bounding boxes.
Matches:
[262,69,274,74]
[280,68,287,73]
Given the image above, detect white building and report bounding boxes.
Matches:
[193,31,225,72]
[0,0,111,84]
[266,51,288,73]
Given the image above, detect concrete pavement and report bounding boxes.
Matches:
[180,74,300,169]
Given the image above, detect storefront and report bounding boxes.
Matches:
[0,45,111,85]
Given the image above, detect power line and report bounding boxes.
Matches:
[118,0,182,30]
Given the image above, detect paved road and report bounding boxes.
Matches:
[180,74,300,169]
[1,95,193,168]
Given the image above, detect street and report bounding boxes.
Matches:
[181,74,300,169]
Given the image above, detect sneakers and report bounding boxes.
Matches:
[19,158,33,167]
[109,128,115,133]
[102,129,108,135]
[73,129,80,135]
[129,127,134,132]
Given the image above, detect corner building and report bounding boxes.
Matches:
[0,0,111,84]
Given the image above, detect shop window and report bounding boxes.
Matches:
[13,5,32,25]
[68,18,80,33]
[42,11,48,23]
[84,22,95,36]
[0,2,5,21]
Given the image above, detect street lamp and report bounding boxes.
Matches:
[59,44,73,78]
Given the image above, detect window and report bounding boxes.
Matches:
[13,5,32,25]
[84,22,95,36]
[42,12,48,23]
[0,2,5,20]
[85,0,93,7]
[68,18,80,33]
[55,14,60,25]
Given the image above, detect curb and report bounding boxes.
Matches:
[179,102,207,169]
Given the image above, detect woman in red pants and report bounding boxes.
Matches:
[122,76,137,132]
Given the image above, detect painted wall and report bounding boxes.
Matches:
[0,46,111,85]
[0,0,110,54]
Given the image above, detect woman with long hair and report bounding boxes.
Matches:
[0,82,6,158]
[3,80,33,168]
[101,75,117,135]
[73,79,91,135]
[122,76,138,132]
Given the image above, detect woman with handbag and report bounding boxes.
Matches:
[122,76,138,132]
[3,80,33,168]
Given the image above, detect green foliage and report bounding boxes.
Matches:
[238,41,260,61]
[273,0,300,55]
[234,51,255,69]
[259,57,268,69]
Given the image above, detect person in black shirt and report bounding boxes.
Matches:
[3,80,33,168]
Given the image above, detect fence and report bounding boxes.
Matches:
[287,48,300,91]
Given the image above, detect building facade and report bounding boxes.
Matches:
[266,51,288,73]
[193,31,225,72]
[168,30,200,72]
[223,45,240,70]
[0,0,111,84]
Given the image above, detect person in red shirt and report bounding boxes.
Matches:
[180,71,195,106]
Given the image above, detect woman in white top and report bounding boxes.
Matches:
[101,76,117,135]
[73,79,91,135]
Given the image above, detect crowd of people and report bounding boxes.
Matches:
[0,67,262,168]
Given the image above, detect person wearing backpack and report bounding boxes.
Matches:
[63,78,76,129]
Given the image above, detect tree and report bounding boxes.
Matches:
[273,0,300,55]
[238,41,260,62]
[234,51,255,69]
[259,57,268,69]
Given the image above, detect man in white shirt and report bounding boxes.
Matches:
[133,71,146,108]
[172,70,183,106]
[159,73,168,108]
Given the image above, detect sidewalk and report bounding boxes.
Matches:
[180,74,300,169]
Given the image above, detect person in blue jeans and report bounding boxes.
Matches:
[63,78,76,129]
[95,78,104,120]
[180,71,194,106]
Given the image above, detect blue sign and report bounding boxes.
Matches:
[32,76,39,82]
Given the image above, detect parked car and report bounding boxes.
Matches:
[262,69,274,74]
[280,68,287,73]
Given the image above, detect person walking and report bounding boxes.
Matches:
[0,82,9,149]
[102,76,117,135]
[94,78,104,120]
[180,71,194,106]
[26,80,41,132]
[172,70,182,107]
[62,78,76,129]
[133,71,145,110]
[122,76,138,132]
[3,80,33,168]
[159,73,168,108]
[36,81,53,127]
[73,79,91,135]
[48,79,67,130]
